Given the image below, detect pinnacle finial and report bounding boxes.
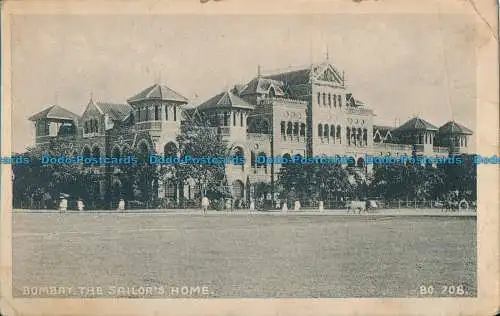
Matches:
[326,45,329,60]
[257,64,261,77]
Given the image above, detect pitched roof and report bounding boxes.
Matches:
[439,121,473,135]
[263,68,311,86]
[197,91,255,111]
[392,116,438,133]
[239,77,285,96]
[28,105,80,121]
[127,83,188,103]
[95,102,132,121]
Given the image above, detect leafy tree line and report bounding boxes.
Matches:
[12,120,231,209]
[277,155,477,203]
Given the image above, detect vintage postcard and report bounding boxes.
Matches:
[1,0,499,315]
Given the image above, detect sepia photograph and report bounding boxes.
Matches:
[1,0,498,315]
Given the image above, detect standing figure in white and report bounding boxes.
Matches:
[318,201,324,211]
[294,200,301,211]
[201,196,209,215]
[118,199,125,212]
[249,199,255,214]
[59,197,68,212]
[282,201,288,213]
[77,199,85,211]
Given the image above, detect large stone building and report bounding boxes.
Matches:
[28,59,473,204]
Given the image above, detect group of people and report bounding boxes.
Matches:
[58,197,126,212]
[199,196,304,214]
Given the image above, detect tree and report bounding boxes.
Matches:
[171,120,229,199]
[12,146,102,209]
[277,162,353,202]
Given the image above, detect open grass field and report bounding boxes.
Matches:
[12,212,476,298]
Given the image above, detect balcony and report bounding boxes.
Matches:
[433,146,449,154]
[136,121,162,131]
[373,143,413,152]
[36,134,79,144]
[247,133,271,142]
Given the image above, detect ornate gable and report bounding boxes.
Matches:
[315,65,343,84]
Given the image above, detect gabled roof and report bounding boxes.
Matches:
[95,102,132,121]
[127,83,188,103]
[439,121,473,135]
[28,105,80,122]
[239,77,285,96]
[262,61,343,87]
[197,90,255,111]
[392,116,438,133]
[263,68,311,86]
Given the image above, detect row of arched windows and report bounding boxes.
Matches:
[317,124,342,143]
[84,119,99,134]
[346,127,368,147]
[317,92,342,108]
[135,105,178,123]
[280,121,306,138]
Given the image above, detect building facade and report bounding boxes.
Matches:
[28,59,474,204]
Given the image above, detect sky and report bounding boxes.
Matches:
[10,14,477,152]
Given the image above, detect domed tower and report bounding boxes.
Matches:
[127,83,188,154]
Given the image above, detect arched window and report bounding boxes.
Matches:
[92,146,101,165]
[280,121,286,135]
[233,112,236,126]
[300,123,306,136]
[240,112,244,126]
[318,124,323,138]
[330,125,335,140]
[256,152,266,170]
[363,128,368,146]
[337,126,341,143]
[324,125,329,139]
[333,94,337,107]
[338,95,342,107]
[164,142,178,157]
[286,122,293,135]
[232,146,245,171]
[251,151,256,168]
[328,93,332,106]
[346,127,351,146]
[173,106,177,121]
[357,157,365,168]
[317,92,321,105]
[293,122,299,136]
[155,105,160,120]
[82,146,91,158]
[111,146,121,158]
[322,92,326,105]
